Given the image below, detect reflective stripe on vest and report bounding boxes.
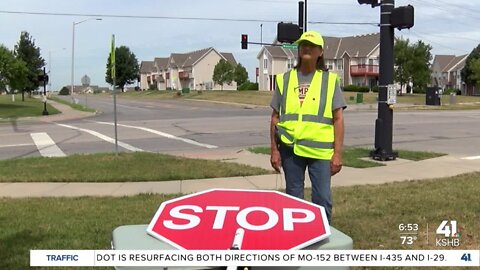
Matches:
[275,69,337,159]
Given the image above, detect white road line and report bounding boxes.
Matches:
[94,121,218,149]
[0,143,34,148]
[55,123,144,152]
[462,156,480,160]
[30,133,66,157]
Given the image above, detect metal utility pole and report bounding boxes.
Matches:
[370,0,397,161]
[359,0,413,161]
[41,67,49,115]
[298,1,304,33]
[304,0,307,32]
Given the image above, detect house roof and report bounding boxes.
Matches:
[442,54,468,72]
[183,47,213,67]
[144,47,237,70]
[433,55,456,72]
[261,46,298,59]
[220,52,237,66]
[333,33,380,58]
[258,33,380,60]
[169,53,189,68]
[154,57,169,70]
[140,61,154,73]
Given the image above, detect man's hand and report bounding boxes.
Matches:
[270,149,282,173]
[330,152,343,176]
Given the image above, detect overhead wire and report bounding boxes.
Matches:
[0,10,378,26]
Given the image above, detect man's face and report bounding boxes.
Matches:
[299,41,323,62]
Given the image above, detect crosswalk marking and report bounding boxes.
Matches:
[0,143,34,148]
[94,121,218,149]
[55,123,144,152]
[30,133,66,157]
[462,156,480,160]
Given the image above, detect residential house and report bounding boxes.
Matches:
[67,85,107,94]
[140,47,237,91]
[257,33,380,91]
[139,61,154,90]
[431,54,469,95]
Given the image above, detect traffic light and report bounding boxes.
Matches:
[38,74,49,83]
[391,5,414,30]
[277,22,300,43]
[357,0,380,7]
[241,34,248,50]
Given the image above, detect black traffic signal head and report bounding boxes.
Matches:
[277,22,300,43]
[391,5,414,30]
[358,0,380,7]
[241,34,248,50]
[38,74,49,83]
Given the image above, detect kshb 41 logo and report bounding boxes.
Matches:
[436,220,460,247]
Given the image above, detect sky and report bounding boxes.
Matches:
[1,0,479,91]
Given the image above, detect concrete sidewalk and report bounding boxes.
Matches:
[1,149,479,198]
[39,97,97,122]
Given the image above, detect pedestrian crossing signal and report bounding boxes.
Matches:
[241,34,248,50]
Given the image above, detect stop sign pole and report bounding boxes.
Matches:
[147,189,330,251]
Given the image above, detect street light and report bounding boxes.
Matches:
[48,48,66,92]
[70,18,102,103]
[260,23,263,46]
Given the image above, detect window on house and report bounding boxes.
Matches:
[287,58,295,69]
[263,58,268,69]
[337,61,343,70]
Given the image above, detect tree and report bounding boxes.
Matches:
[394,38,432,93]
[105,46,139,92]
[470,58,480,89]
[233,63,248,87]
[394,38,410,94]
[0,45,28,93]
[409,40,432,92]
[59,86,70,95]
[13,32,45,100]
[461,44,480,94]
[212,59,234,90]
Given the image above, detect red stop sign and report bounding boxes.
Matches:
[147,189,330,250]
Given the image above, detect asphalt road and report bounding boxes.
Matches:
[1,94,479,160]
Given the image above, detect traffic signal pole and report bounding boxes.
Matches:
[370,0,397,161]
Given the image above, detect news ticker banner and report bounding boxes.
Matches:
[31,250,479,267]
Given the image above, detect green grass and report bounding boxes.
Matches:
[49,96,96,112]
[248,146,446,168]
[0,94,60,119]
[119,90,274,106]
[0,152,272,182]
[1,173,478,270]
[118,90,480,111]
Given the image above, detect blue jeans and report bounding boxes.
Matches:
[279,143,333,223]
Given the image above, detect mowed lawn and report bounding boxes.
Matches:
[1,173,478,270]
[0,152,272,182]
[0,94,60,118]
[117,90,480,109]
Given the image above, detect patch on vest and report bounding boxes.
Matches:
[295,83,310,105]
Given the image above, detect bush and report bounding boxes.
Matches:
[443,88,460,95]
[59,86,70,95]
[238,81,259,91]
[414,86,426,94]
[371,86,379,93]
[342,85,369,93]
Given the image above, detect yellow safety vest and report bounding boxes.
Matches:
[276,69,337,160]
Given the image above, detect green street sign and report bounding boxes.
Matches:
[282,44,298,49]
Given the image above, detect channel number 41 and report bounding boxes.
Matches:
[399,223,419,245]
